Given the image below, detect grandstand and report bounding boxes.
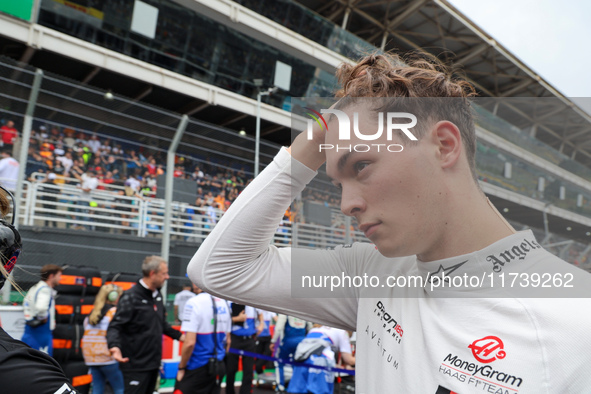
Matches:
[0,0,590,299]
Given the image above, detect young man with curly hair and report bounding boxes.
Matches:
[189,53,591,393]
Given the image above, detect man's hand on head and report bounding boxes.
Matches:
[288,102,339,171]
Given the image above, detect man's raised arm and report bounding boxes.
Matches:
[187,133,358,330]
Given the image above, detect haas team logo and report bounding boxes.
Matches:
[468,336,506,363]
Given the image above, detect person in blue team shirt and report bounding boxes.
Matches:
[255,309,277,376]
[175,284,231,394]
[225,304,264,394]
[270,315,312,390]
[287,325,355,394]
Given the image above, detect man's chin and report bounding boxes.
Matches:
[374,243,411,259]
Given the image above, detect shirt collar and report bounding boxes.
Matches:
[139,278,158,298]
[416,230,545,293]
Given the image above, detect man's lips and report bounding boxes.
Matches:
[360,222,381,237]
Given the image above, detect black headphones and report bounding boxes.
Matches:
[0,186,22,289]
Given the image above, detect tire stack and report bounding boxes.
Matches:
[104,272,140,291]
[55,266,103,394]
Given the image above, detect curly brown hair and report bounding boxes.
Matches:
[334,52,478,180]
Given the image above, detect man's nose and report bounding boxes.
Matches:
[340,187,365,216]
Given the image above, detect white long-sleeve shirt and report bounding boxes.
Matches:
[188,148,591,393]
[23,281,56,330]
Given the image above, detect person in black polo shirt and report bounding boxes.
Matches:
[107,256,184,394]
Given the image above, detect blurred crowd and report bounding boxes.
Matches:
[1,117,346,236]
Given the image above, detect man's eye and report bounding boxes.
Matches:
[354,162,369,173]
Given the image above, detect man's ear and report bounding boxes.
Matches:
[432,121,462,169]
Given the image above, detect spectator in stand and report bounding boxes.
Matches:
[39,143,54,169]
[139,179,152,198]
[146,158,157,176]
[90,156,105,173]
[26,146,46,179]
[204,191,214,207]
[0,149,19,192]
[71,167,99,230]
[63,127,76,147]
[75,131,87,145]
[57,151,74,174]
[205,202,217,230]
[81,284,125,394]
[227,188,238,204]
[40,173,60,227]
[0,120,18,149]
[100,171,115,188]
[53,142,65,157]
[38,125,49,140]
[125,174,141,192]
[101,138,112,154]
[192,166,204,181]
[174,165,185,178]
[126,150,141,174]
[87,134,102,153]
[103,155,122,179]
[213,191,225,211]
[210,175,222,195]
[49,126,62,140]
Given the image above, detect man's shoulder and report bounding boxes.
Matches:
[25,280,48,294]
[189,292,209,306]
[119,284,145,301]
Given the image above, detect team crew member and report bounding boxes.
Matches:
[225,305,264,394]
[81,284,125,394]
[107,256,184,394]
[288,325,355,394]
[175,284,231,394]
[271,315,312,389]
[174,282,195,324]
[254,309,276,376]
[21,264,62,355]
[0,187,78,393]
[188,53,591,392]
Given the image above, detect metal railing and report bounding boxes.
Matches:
[19,177,364,248]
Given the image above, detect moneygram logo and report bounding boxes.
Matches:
[468,336,506,363]
[305,108,418,152]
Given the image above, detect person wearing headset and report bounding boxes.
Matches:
[81,283,125,394]
[0,186,78,393]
